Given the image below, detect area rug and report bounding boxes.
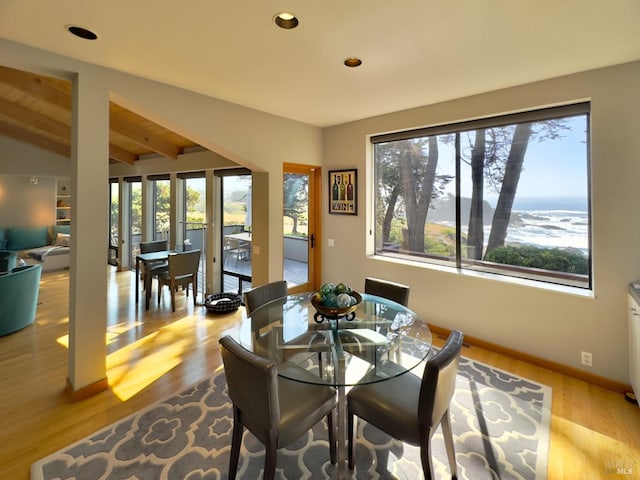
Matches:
[31,354,551,480]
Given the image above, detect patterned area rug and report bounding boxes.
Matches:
[31,355,551,480]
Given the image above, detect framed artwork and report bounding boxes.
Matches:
[328,169,357,215]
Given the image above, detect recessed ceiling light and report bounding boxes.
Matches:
[274,12,299,29]
[66,25,98,40]
[344,57,362,68]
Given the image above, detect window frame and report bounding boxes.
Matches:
[371,102,592,290]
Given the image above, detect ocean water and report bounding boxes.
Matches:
[492,197,589,253]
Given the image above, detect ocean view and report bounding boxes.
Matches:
[493,196,588,253]
[431,195,589,254]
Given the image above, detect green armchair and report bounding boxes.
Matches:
[0,264,42,336]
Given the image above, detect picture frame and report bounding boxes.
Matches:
[328,169,357,215]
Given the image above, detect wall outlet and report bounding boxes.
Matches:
[581,351,593,367]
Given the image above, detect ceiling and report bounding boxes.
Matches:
[0,65,201,164]
[1,1,640,131]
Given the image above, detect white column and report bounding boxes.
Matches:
[67,70,109,396]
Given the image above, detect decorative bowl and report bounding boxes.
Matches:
[310,290,362,319]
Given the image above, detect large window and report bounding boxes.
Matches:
[373,103,591,289]
[126,177,142,269]
[150,175,170,241]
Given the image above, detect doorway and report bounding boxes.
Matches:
[283,163,321,293]
[220,171,253,294]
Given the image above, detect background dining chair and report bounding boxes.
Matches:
[243,280,288,316]
[224,237,251,266]
[219,335,337,480]
[139,239,169,286]
[364,277,411,362]
[347,329,464,480]
[364,277,410,307]
[157,249,201,312]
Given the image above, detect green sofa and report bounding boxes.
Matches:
[0,264,42,336]
[0,225,70,272]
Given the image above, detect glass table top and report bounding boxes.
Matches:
[237,292,432,387]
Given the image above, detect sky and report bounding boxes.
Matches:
[437,115,589,205]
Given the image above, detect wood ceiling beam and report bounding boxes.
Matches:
[109,143,137,165]
[0,97,70,141]
[0,66,72,110]
[110,116,181,160]
[0,119,70,157]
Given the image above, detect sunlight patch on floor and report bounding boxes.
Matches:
[55,315,219,401]
[106,316,218,401]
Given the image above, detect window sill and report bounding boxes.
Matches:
[369,254,594,299]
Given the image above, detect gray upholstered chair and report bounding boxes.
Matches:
[157,249,201,312]
[139,239,169,285]
[364,277,410,307]
[347,330,464,479]
[219,335,337,480]
[364,277,411,361]
[243,280,288,316]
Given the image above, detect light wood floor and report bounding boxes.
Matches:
[1,267,639,479]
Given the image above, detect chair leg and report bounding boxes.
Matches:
[441,410,458,479]
[170,280,176,312]
[347,411,356,469]
[263,432,278,480]
[229,407,243,480]
[419,427,435,480]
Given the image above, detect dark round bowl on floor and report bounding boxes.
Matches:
[205,293,242,314]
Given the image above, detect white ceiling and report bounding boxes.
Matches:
[1,1,640,127]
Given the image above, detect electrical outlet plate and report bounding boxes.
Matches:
[581,351,593,367]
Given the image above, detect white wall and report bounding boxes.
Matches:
[0,135,70,176]
[323,61,640,383]
[0,136,70,227]
[0,175,56,227]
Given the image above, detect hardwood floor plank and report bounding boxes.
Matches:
[0,267,638,479]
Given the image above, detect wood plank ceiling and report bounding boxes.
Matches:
[0,65,201,165]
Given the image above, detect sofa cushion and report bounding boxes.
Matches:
[7,226,49,251]
[0,228,6,250]
[55,233,71,247]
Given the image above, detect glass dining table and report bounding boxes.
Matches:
[236,292,432,479]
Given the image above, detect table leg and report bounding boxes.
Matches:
[144,263,151,310]
[337,380,347,479]
[333,329,348,479]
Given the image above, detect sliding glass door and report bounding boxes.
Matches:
[221,172,252,294]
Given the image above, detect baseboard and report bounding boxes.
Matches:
[428,324,630,394]
[65,376,109,402]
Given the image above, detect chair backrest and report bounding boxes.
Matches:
[418,330,464,428]
[244,280,288,316]
[0,264,42,336]
[219,335,279,435]
[364,277,410,306]
[168,249,201,277]
[140,239,168,254]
